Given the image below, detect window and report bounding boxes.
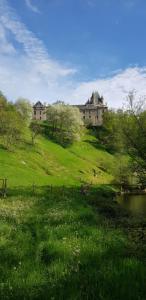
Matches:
[40,116,42,120]
[83,116,85,119]
[34,110,36,115]
[40,110,42,115]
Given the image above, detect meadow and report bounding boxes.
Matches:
[0,132,146,299]
[0,130,113,186]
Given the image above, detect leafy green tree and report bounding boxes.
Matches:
[0,109,24,149]
[46,105,59,136]
[97,110,124,153]
[120,92,146,186]
[0,93,25,149]
[0,91,7,108]
[111,155,132,189]
[29,121,42,145]
[15,98,32,125]
[46,103,83,145]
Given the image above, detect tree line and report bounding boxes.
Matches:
[0,93,84,149]
[97,91,146,188]
[0,92,32,149]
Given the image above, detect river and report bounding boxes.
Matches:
[117,194,146,216]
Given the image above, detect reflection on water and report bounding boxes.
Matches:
[117,194,146,216]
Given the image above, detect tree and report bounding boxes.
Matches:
[97,110,124,153]
[46,103,83,145]
[46,105,59,136]
[29,121,42,145]
[0,93,26,149]
[15,98,32,125]
[0,91,7,108]
[112,155,132,189]
[120,91,146,187]
[0,109,25,149]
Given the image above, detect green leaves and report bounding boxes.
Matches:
[46,103,84,146]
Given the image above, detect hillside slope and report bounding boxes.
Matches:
[1,133,146,300]
[0,131,114,187]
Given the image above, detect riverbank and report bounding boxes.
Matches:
[117,190,146,195]
[0,185,146,300]
[90,186,146,261]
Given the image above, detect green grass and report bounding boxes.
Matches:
[0,186,146,300]
[0,130,113,187]
[0,131,146,299]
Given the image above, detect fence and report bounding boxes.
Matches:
[31,183,96,197]
[0,179,7,198]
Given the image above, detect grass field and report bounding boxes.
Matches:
[0,186,146,300]
[0,130,113,187]
[0,132,146,299]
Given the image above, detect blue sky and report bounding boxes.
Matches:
[0,0,146,107]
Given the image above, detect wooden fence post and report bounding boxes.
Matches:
[0,178,7,198]
[4,178,7,198]
[32,182,36,195]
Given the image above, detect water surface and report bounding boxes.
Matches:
[117,194,146,216]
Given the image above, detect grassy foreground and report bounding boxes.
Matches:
[0,185,146,300]
[0,132,146,299]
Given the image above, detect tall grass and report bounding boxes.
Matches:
[0,186,146,299]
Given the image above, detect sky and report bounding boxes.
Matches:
[0,0,146,107]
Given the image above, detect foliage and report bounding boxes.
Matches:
[120,92,146,186]
[29,121,42,144]
[0,90,8,107]
[97,110,124,153]
[97,91,146,186]
[46,103,84,146]
[111,155,132,187]
[0,111,24,149]
[15,98,32,125]
[0,94,25,149]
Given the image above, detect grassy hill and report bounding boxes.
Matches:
[0,130,114,187]
[1,130,146,300]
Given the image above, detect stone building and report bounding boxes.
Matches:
[32,91,108,126]
[33,101,46,121]
[76,91,107,126]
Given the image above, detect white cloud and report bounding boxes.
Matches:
[0,0,76,101]
[25,0,40,13]
[0,24,16,54]
[71,67,146,108]
[0,0,76,80]
[0,0,146,108]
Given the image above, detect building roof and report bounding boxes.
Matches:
[93,91,100,100]
[84,91,104,106]
[33,101,44,108]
